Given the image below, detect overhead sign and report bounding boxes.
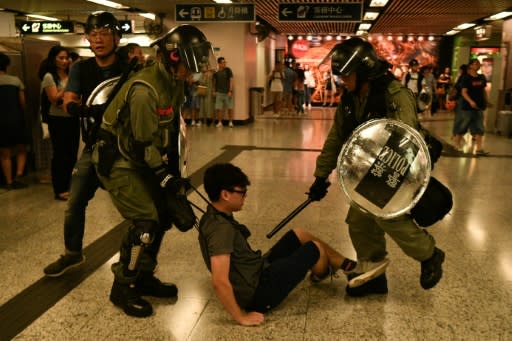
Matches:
[118,20,133,34]
[279,3,362,22]
[175,4,255,22]
[19,21,74,34]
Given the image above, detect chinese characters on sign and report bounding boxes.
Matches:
[176,4,255,22]
[20,21,74,34]
[279,3,362,22]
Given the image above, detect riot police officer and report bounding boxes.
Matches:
[308,38,445,297]
[92,25,214,317]
[44,11,127,277]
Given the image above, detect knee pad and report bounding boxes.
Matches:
[129,220,158,246]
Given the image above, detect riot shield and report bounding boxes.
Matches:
[337,119,431,219]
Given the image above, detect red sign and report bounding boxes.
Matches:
[291,40,309,58]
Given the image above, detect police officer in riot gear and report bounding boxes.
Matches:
[92,24,214,317]
[308,38,445,296]
[44,11,128,277]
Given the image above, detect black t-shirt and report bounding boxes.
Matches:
[461,74,487,110]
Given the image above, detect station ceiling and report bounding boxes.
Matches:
[2,0,512,36]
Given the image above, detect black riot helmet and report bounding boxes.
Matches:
[85,11,122,38]
[150,24,215,73]
[323,37,390,81]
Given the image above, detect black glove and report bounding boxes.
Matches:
[308,177,330,201]
[67,103,106,120]
[157,172,191,193]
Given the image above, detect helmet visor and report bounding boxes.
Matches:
[179,41,216,73]
[320,44,361,77]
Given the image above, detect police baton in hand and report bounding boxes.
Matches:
[266,198,313,239]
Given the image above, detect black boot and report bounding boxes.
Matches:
[420,247,445,289]
[136,272,178,298]
[345,273,388,297]
[110,280,153,317]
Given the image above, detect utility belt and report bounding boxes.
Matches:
[96,128,120,177]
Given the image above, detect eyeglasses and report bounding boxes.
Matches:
[87,28,113,39]
[227,188,247,197]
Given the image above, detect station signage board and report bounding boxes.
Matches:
[19,21,74,34]
[176,4,255,22]
[278,3,362,22]
[118,20,133,34]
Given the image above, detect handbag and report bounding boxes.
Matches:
[196,85,208,97]
[411,177,453,227]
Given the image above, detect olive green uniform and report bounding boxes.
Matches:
[314,78,435,262]
[92,62,184,282]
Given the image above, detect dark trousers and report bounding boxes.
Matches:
[48,115,80,195]
[247,231,320,312]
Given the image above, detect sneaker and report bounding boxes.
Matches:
[110,280,153,318]
[347,258,390,288]
[190,120,196,126]
[216,121,223,127]
[475,149,489,156]
[44,253,85,277]
[346,273,388,297]
[228,121,234,128]
[420,247,445,289]
[136,272,178,298]
[196,121,202,127]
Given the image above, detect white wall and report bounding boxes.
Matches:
[0,12,17,37]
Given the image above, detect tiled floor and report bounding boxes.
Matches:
[1,107,511,340]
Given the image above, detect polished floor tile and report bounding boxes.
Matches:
[1,108,511,341]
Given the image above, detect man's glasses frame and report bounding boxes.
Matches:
[226,188,247,197]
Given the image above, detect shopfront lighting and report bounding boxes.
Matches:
[139,13,155,20]
[26,14,60,21]
[454,23,476,30]
[369,0,389,7]
[445,30,460,36]
[363,12,379,20]
[359,23,372,31]
[485,11,512,20]
[288,35,294,40]
[86,0,128,9]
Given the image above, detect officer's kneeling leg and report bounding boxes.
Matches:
[110,220,157,318]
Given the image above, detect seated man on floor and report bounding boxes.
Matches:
[197,163,389,326]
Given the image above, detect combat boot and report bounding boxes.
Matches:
[110,280,153,317]
[136,272,178,298]
[420,247,445,289]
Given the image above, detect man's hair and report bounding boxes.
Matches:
[204,163,250,201]
[217,57,225,64]
[118,43,140,63]
[0,52,10,71]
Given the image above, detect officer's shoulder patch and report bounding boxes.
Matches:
[156,105,173,116]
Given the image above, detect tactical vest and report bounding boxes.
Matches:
[100,62,184,167]
[340,73,410,140]
[77,56,125,147]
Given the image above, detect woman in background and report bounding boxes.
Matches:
[40,45,79,201]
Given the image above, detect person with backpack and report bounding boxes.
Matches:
[39,45,79,201]
[43,12,128,277]
[308,38,445,297]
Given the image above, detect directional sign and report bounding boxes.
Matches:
[119,20,133,34]
[278,3,362,22]
[19,21,74,34]
[176,4,255,22]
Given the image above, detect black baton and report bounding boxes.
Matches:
[266,198,312,239]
